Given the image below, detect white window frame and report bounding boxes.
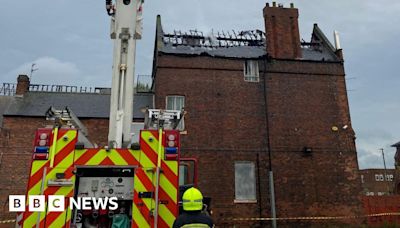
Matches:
[244,60,259,82]
[166,95,185,111]
[234,161,257,203]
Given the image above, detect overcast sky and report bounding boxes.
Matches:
[0,0,399,169]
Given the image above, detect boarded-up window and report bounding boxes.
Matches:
[235,162,256,202]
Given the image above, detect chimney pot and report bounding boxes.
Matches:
[272,2,276,7]
[290,3,295,8]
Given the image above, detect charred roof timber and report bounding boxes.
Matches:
[265,2,295,8]
[163,29,265,48]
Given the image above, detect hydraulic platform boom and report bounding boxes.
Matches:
[107,0,143,148]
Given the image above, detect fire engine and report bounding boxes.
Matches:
[19,0,201,227]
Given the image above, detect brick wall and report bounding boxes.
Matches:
[360,169,397,196]
[154,54,363,226]
[0,117,108,221]
[263,3,302,59]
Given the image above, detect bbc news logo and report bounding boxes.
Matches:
[9,195,119,212]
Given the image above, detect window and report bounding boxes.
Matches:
[244,60,259,82]
[179,160,195,187]
[234,162,256,202]
[166,96,185,111]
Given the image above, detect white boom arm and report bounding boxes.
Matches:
[107,0,143,148]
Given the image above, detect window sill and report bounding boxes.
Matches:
[234,199,257,204]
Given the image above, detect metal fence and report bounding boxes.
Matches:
[0,75,153,96]
[0,83,16,96]
[0,83,102,96]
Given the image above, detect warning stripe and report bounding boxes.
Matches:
[158,184,178,215]
[141,138,177,186]
[29,130,69,175]
[24,130,77,228]
[140,137,158,165]
[24,168,72,225]
[141,131,178,178]
[133,190,153,225]
[56,130,69,141]
[133,169,154,226]
[107,150,129,165]
[75,149,140,166]
[82,150,109,165]
[40,176,75,227]
[41,190,74,228]
[53,138,76,167]
[28,132,77,190]
[158,203,176,226]
[24,168,75,226]
[140,131,179,227]
[149,130,159,143]
[136,168,154,191]
[117,149,140,164]
[23,129,179,228]
[135,167,177,214]
[132,203,150,228]
[142,131,177,174]
[133,179,170,228]
[74,149,95,164]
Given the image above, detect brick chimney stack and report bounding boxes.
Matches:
[16,74,30,95]
[263,2,302,59]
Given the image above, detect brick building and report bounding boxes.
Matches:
[359,169,397,196]
[393,141,400,194]
[152,2,362,226]
[394,141,400,168]
[0,75,153,222]
[0,2,364,227]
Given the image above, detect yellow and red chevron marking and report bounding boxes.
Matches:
[132,130,179,228]
[132,168,154,228]
[23,128,180,228]
[23,129,77,228]
[74,148,140,166]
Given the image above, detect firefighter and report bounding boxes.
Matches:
[173,187,214,228]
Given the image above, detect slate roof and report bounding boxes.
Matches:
[161,44,267,59]
[161,44,337,61]
[3,92,153,119]
[0,96,13,125]
[301,47,338,61]
[155,16,339,62]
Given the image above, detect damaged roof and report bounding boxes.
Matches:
[155,16,339,61]
[3,92,153,119]
[161,44,267,59]
[392,141,400,147]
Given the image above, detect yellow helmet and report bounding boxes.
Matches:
[182,187,203,211]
